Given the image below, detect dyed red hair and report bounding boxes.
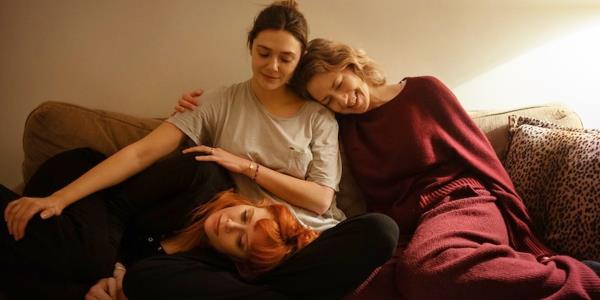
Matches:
[167,190,319,278]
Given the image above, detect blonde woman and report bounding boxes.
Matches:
[289,38,600,299]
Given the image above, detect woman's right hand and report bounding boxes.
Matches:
[172,89,203,115]
[4,195,66,241]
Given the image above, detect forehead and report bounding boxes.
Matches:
[253,29,301,55]
[307,71,339,100]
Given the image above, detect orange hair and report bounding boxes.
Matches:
[167,190,319,278]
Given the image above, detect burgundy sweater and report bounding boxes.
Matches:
[338,76,600,298]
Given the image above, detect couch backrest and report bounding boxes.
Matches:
[22,101,582,217]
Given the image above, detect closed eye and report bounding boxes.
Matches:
[335,78,343,90]
[237,234,245,250]
[242,208,253,224]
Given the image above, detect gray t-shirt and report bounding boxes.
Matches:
[167,80,345,231]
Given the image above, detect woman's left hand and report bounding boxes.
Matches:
[182,145,251,176]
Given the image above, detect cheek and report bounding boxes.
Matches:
[251,57,262,69]
[209,235,231,253]
[251,53,267,66]
[328,102,343,113]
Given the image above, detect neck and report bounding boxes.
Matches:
[250,78,292,107]
[367,82,405,111]
[250,78,303,117]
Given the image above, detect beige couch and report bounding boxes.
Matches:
[20,101,583,218]
[12,100,599,300]
[16,100,596,296]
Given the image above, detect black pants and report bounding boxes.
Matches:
[1,148,399,300]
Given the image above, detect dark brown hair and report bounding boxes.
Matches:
[247,0,308,53]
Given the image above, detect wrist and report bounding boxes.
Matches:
[50,191,71,209]
[246,161,259,181]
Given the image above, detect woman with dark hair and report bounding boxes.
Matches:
[286,38,600,299]
[3,2,397,299]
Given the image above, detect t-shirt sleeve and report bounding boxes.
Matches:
[307,108,342,191]
[165,88,224,146]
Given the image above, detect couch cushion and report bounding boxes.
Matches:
[22,101,162,182]
[504,115,600,261]
[21,101,585,222]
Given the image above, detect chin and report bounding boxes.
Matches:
[260,80,284,91]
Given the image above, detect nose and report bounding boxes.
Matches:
[332,92,352,105]
[267,57,279,72]
[225,218,245,233]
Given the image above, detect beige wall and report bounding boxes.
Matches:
[1,0,599,188]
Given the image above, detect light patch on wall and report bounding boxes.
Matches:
[454,21,600,128]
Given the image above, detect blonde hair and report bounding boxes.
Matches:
[167,190,319,278]
[290,38,386,100]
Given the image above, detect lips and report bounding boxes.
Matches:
[347,91,361,108]
[349,92,357,106]
[262,73,280,81]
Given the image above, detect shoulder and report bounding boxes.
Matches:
[303,101,337,124]
[200,81,250,108]
[409,76,450,92]
[406,76,455,104]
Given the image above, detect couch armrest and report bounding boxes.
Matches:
[22,101,162,183]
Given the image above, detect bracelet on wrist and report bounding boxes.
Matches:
[252,164,260,181]
[248,161,256,178]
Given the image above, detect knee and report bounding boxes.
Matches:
[359,213,399,262]
[186,156,232,190]
[25,148,106,197]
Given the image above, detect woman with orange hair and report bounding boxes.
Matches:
[1,148,317,300]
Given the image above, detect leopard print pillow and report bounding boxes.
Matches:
[504,115,600,261]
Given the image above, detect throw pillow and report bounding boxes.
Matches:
[504,115,600,261]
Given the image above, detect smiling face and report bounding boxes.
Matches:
[306,67,371,114]
[204,204,274,260]
[250,29,302,91]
